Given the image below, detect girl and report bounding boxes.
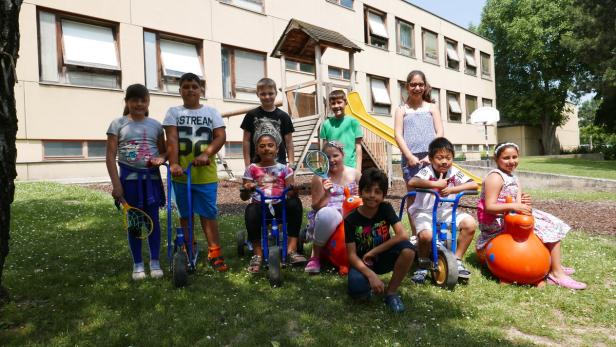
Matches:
[477,143,586,289]
[240,126,305,273]
[106,84,166,280]
[304,141,360,274]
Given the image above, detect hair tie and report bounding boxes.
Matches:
[494,142,519,155]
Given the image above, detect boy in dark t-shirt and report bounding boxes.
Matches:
[345,168,415,313]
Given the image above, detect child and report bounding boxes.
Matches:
[477,143,586,289]
[241,77,295,168]
[319,90,363,172]
[345,168,415,313]
[304,141,360,274]
[241,126,305,273]
[106,84,166,280]
[407,137,478,284]
[163,72,228,272]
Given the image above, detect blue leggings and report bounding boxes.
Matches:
[127,202,161,263]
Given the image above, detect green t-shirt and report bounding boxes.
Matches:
[319,115,362,168]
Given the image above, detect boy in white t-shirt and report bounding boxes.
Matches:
[407,137,478,283]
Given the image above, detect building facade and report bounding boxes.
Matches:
[15,0,497,181]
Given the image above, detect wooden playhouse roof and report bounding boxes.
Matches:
[271,19,362,62]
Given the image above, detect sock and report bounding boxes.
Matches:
[133,262,145,273]
[150,259,161,270]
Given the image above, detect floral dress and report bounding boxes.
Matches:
[476,169,570,249]
[305,181,356,241]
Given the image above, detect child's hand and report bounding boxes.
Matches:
[193,153,211,167]
[170,163,184,177]
[368,273,385,295]
[406,155,420,167]
[243,182,256,192]
[440,186,453,197]
[419,155,430,166]
[111,185,124,201]
[521,193,532,206]
[362,251,376,267]
[433,172,448,190]
[322,179,333,194]
[515,203,532,215]
[148,156,165,167]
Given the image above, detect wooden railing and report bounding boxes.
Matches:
[361,126,393,184]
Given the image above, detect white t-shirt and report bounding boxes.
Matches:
[409,165,472,214]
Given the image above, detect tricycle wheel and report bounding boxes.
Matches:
[297,227,307,255]
[268,246,282,287]
[172,251,188,288]
[236,230,246,257]
[431,248,458,290]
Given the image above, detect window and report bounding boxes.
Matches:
[467,144,482,152]
[144,32,203,93]
[464,46,477,76]
[38,11,120,88]
[480,52,491,79]
[368,75,391,115]
[219,0,264,13]
[328,66,351,80]
[221,46,266,101]
[482,98,493,108]
[422,29,438,64]
[465,95,478,122]
[327,0,353,9]
[396,19,414,57]
[224,142,243,158]
[454,144,463,153]
[431,87,441,113]
[286,59,315,74]
[399,81,408,104]
[364,7,388,49]
[446,91,462,123]
[43,140,106,159]
[445,39,460,70]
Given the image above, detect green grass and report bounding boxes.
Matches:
[524,189,616,202]
[518,157,616,180]
[1,183,615,346]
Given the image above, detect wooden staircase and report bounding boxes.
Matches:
[291,114,323,174]
[360,126,393,185]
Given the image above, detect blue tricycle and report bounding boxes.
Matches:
[237,187,291,287]
[398,189,478,290]
[165,163,199,288]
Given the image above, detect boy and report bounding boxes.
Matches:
[163,72,228,272]
[320,90,363,172]
[345,168,415,313]
[241,78,295,168]
[407,137,478,283]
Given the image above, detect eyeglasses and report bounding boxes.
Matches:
[407,83,425,88]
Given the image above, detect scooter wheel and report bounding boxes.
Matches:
[431,248,458,290]
[297,227,307,255]
[172,251,188,288]
[236,230,247,257]
[268,246,282,287]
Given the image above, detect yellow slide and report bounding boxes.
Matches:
[344,91,483,185]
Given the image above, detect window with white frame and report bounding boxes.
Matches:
[464,46,477,76]
[396,18,414,57]
[482,98,493,107]
[224,142,243,158]
[467,144,482,152]
[480,52,491,79]
[221,46,266,101]
[286,59,315,74]
[399,81,408,104]
[43,140,106,159]
[38,11,120,88]
[219,0,264,13]
[431,87,441,112]
[327,0,353,9]
[454,144,463,153]
[144,31,203,93]
[465,94,478,122]
[422,29,438,64]
[364,7,388,49]
[368,75,391,115]
[447,91,462,123]
[328,66,351,80]
[445,39,460,70]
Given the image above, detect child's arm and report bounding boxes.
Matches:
[310,174,331,210]
[440,181,478,197]
[394,106,419,167]
[408,173,448,190]
[164,126,183,176]
[105,134,123,201]
[430,102,444,137]
[240,178,255,201]
[483,173,532,215]
[362,221,409,261]
[354,138,362,172]
[242,130,252,167]
[194,127,226,166]
[285,173,298,198]
[285,133,295,168]
[346,242,385,294]
[149,132,167,166]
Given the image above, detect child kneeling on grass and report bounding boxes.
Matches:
[345,168,415,313]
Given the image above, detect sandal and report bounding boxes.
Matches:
[547,274,586,290]
[287,251,307,266]
[247,255,262,274]
[562,266,575,275]
[209,256,229,272]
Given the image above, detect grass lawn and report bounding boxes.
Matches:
[1,183,615,346]
[517,157,616,180]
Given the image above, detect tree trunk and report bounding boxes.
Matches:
[0,0,23,303]
[541,115,559,155]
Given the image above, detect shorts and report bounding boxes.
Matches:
[401,151,429,182]
[411,208,473,234]
[173,181,218,219]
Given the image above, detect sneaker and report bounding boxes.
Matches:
[132,262,146,281]
[457,259,471,279]
[411,269,429,284]
[384,293,406,313]
[304,257,321,274]
[547,274,587,290]
[287,251,307,266]
[150,260,163,279]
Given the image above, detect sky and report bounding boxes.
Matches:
[405,0,487,29]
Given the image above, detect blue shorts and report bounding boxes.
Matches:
[172,182,218,219]
[401,151,429,182]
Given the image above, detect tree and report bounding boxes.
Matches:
[0,0,22,302]
[479,0,585,154]
[577,98,601,128]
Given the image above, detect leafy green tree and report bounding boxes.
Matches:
[577,98,601,128]
[479,0,585,154]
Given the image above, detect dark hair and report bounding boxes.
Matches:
[123,83,149,117]
[252,134,279,163]
[328,89,347,102]
[179,72,202,87]
[405,70,432,103]
[358,168,388,196]
[428,137,455,158]
[494,142,520,158]
[256,77,277,91]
